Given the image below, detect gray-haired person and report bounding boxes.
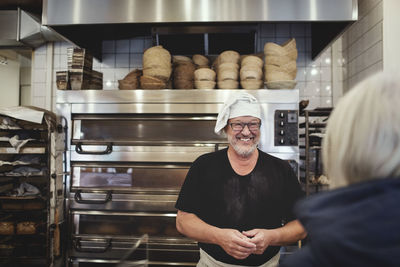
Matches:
[280,72,400,267]
[175,92,306,267]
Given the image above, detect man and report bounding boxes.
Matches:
[175,92,306,267]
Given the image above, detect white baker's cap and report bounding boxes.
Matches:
[214,92,261,135]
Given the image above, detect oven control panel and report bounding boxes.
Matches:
[274,110,298,146]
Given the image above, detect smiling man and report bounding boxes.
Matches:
[175,92,306,267]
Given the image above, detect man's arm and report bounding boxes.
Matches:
[242,220,307,255]
[176,210,256,259]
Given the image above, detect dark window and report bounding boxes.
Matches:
[158,34,205,55]
[208,32,255,55]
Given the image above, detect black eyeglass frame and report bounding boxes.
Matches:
[228,121,262,132]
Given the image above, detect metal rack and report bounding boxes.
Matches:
[299,108,332,196]
[0,109,64,267]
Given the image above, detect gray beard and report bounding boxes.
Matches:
[228,135,259,157]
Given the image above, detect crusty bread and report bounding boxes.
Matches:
[192,54,209,66]
[195,80,216,89]
[240,79,263,89]
[194,68,216,81]
[217,79,239,89]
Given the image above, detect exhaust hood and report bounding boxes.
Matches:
[0,8,62,48]
[42,0,357,59]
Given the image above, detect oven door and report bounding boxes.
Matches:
[69,211,198,266]
[67,113,225,266]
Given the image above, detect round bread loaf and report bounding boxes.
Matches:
[172,55,192,64]
[218,69,239,81]
[218,80,239,89]
[241,55,263,68]
[219,50,240,64]
[194,68,216,81]
[195,80,216,89]
[240,66,263,80]
[192,54,209,66]
[241,79,263,89]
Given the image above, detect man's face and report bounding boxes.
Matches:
[226,116,261,157]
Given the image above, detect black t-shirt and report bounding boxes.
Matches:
[175,148,304,266]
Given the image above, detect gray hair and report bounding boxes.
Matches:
[322,72,400,189]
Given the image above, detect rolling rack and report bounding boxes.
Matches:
[299,107,332,196]
[0,107,64,267]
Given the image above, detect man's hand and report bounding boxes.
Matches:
[242,229,276,255]
[216,229,257,259]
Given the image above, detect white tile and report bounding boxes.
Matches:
[291,23,305,37]
[144,37,153,50]
[32,96,46,109]
[32,83,46,97]
[296,67,306,82]
[348,59,356,78]
[115,68,130,80]
[304,81,321,96]
[102,40,115,53]
[307,56,321,68]
[320,97,332,107]
[60,54,68,69]
[297,82,306,96]
[364,40,382,67]
[260,23,275,37]
[116,53,130,68]
[101,54,116,68]
[297,52,307,67]
[320,50,332,67]
[368,1,383,29]
[116,40,130,53]
[54,42,61,55]
[320,82,332,97]
[320,67,331,82]
[129,54,143,68]
[35,45,47,55]
[305,96,321,110]
[306,67,321,82]
[276,23,290,37]
[102,69,115,83]
[60,42,72,55]
[34,54,47,69]
[34,69,47,83]
[93,58,101,69]
[365,21,382,49]
[52,54,61,70]
[103,81,117,90]
[130,38,145,53]
[295,37,306,52]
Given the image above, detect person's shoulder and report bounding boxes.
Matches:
[258,149,287,164]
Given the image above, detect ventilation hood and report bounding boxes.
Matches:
[42,0,358,59]
[0,8,62,48]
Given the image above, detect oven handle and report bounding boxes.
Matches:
[75,142,113,155]
[74,190,113,204]
[74,237,112,253]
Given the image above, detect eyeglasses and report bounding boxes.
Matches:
[229,122,261,132]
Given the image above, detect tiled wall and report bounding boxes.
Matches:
[334,0,383,94]
[31,23,333,112]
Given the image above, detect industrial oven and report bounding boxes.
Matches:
[56,89,299,266]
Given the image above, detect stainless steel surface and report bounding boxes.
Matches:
[0,8,62,48]
[57,89,299,104]
[70,145,222,163]
[43,0,357,24]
